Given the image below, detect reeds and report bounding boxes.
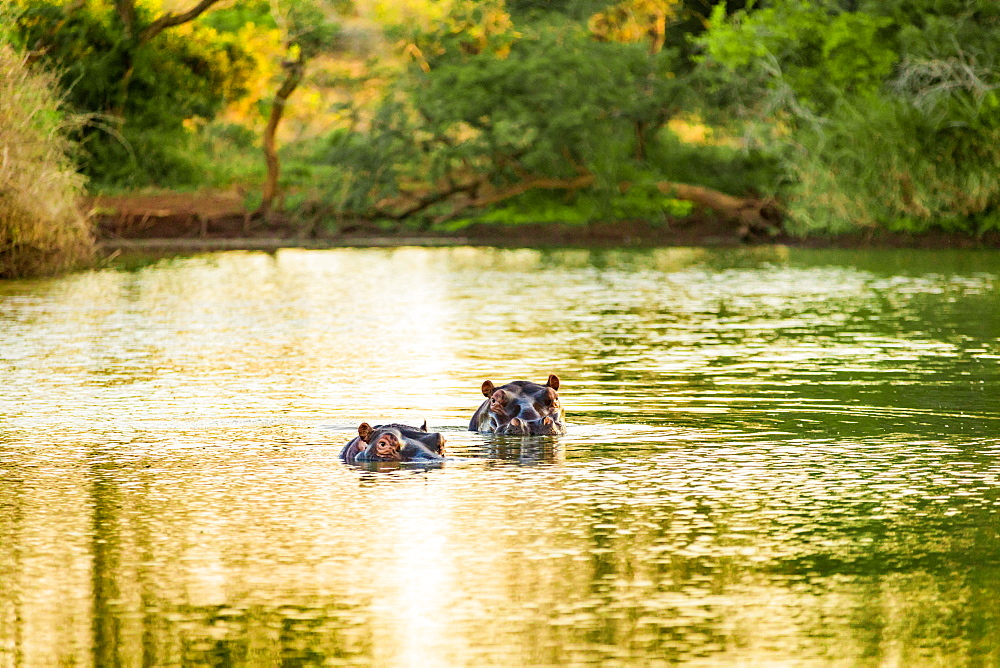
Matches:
[0,43,94,278]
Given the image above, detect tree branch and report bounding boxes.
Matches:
[139,0,223,43]
[360,166,782,239]
[373,173,596,225]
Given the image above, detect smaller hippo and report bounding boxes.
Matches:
[340,422,446,465]
[469,374,566,436]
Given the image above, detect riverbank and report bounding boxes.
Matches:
[91,190,1000,253]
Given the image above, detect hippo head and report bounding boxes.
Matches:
[469,374,566,436]
[343,422,446,464]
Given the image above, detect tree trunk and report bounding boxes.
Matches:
[114,0,137,39]
[256,56,305,217]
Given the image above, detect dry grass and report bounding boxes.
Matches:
[0,43,94,278]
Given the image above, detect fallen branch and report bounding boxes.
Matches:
[374,177,484,221]
[359,168,779,237]
[469,173,596,209]
[657,181,781,237]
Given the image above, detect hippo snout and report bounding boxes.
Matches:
[499,417,531,436]
[532,416,565,435]
[497,416,565,436]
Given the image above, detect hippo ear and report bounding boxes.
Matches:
[481,380,496,398]
[358,422,374,443]
[421,420,428,432]
[546,374,560,390]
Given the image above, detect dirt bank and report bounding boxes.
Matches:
[90,190,1000,252]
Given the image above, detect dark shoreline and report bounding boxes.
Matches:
[96,222,1000,255]
[91,192,1000,254]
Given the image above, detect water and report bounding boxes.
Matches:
[1,246,998,666]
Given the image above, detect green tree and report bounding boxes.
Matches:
[256,0,341,215]
[314,16,780,231]
[15,0,257,187]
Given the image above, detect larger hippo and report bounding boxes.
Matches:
[340,422,446,465]
[469,374,566,435]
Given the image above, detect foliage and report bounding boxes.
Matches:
[415,29,681,178]
[14,0,260,188]
[7,0,996,241]
[505,0,608,20]
[588,0,681,53]
[786,94,1000,235]
[644,128,787,198]
[447,189,693,230]
[700,0,897,115]
[201,0,276,33]
[0,40,93,277]
[698,0,1000,234]
[393,0,519,70]
[313,22,695,224]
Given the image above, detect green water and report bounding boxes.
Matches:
[1,246,998,666]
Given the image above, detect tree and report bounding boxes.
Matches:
[14,0,257,186]
[256,0,340,216]
[314,18,780,234]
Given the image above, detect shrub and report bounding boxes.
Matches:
[698,0,1000,234]
[0,43,93,278]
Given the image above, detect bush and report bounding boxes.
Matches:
[698,0,1000,234]
[0,43,93,278]
[788,95,1000,235]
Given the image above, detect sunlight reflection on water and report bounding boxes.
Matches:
[0,246,998,665]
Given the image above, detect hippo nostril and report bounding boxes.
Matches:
[510,417,524,427]
[543,417,554,426]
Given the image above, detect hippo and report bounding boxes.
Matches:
[469,374,566,435]
[340,422,446,465]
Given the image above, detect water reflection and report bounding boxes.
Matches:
[0,247,998,665]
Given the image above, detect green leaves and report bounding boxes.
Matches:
[700,1,897,114]
[697,0,1000,233]
[15,0,258,187]
[281,0,341,59]
[412,26,683,177]
[308,19,697,223]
